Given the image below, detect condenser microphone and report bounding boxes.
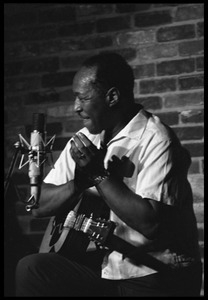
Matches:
[18,113,56,211]
[27,113,46,211]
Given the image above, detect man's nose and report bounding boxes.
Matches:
[74,97,82,112]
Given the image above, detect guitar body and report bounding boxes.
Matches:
[39,216,56,253]
[39,192,110,261]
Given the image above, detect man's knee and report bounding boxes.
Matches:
[16,254,44,279]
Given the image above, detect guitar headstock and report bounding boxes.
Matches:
[83,217,116,246]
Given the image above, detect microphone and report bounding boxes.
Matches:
[27,113,46,211]
[18,113,56,211]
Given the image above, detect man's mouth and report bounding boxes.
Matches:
[78,114,91,127]
[79,113,90,120]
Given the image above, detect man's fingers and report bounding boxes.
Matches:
[71,135,88,157]
[73,134,84,148]
[70,140,79,158]
[77,132,98,154]
[77,132,91,147]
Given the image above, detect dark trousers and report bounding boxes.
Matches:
[15,252,202,297]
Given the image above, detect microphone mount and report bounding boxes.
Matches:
[18,132,56,211]
[5,113,56,212]
[18,133,56,170]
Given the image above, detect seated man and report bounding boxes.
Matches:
[15,52,202,297]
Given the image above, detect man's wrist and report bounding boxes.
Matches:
[91,169,110,186]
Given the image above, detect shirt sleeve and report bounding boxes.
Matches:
[43,127,100,186]
[135,138,183,206]
[43,138,76,185]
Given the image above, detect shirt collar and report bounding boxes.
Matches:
[82,106,150,148]
[105,108,149,146]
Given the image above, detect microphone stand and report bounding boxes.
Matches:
[4,141,23,199]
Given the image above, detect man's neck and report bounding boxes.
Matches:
[103,103,142,145]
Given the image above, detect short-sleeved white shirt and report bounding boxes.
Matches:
[44,108,201,279]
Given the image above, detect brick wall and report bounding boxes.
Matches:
[4,3,204,295]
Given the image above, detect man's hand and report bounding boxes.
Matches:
[74,164,95,192]
[70,132,107,185]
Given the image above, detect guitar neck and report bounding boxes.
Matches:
[105,234,171,273]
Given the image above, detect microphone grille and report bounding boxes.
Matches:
[33,113,45,132]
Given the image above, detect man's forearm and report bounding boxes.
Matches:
[32,181,81,218]
[96,175,159,240]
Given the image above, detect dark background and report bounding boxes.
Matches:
[4,3,204,296]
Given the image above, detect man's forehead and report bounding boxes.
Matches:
[75,66,97,85]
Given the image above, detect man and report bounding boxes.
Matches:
[15,52,202,296]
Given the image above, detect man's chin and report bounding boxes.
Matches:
[87,127,101,135]
[83,118,91,127]
[85,123,101,135]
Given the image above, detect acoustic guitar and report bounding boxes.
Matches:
[39,192,114,260]
[39,192,170,272]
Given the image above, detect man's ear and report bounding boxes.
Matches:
[106,87,120,107]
